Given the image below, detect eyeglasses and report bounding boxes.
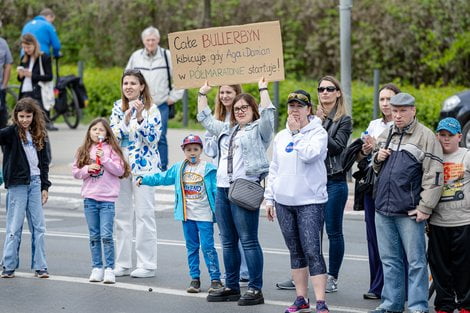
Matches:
[317,86,337,93]
[287,93,310,103]
[233,104,250,114]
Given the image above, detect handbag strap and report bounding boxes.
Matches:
[227,126,266,185]
[227,126,240,182]
[38,55,45,76]
[162,48,172,92]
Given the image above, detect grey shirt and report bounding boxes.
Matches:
[0,37,13,87]
[431,148,470,227]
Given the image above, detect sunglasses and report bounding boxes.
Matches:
[317,86,337,93]
[287,93,310,103]
[233,104,250,114]
[124,69,142,75]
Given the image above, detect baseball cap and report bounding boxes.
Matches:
[181,134,203,149]
[287,90,311,106]
[436,117,461,135]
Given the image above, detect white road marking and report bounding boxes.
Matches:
[12,271,369,313]
[0,228,369,262]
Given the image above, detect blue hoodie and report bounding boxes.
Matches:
[140,160,217,221]
[22,16,61,57]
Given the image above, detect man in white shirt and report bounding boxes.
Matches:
[126,26,184,171]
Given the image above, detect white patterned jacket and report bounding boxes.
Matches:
[110,99,162,175]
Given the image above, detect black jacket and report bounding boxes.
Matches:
[322,108,353,180]
[0,125,51,191]
[17,54,53,103]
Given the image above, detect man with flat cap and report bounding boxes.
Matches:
[369,93,443,313]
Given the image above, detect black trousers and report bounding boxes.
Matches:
[428,224,470,312]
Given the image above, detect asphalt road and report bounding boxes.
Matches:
[0,124,436,313]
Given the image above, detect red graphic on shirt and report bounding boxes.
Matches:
[441,162,464,202]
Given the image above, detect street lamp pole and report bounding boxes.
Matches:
[339,0,352,116]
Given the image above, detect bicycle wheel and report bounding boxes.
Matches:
[62,85,81,129]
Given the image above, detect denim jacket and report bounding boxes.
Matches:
[197,104,275,177]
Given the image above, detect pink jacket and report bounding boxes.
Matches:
[72,143,125,202]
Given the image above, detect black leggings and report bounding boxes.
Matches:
[276,202,326,276]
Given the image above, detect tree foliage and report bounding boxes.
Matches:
[0,0,469,86]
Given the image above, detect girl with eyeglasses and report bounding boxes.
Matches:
[109,69,162,279]
[203,84,251,287]
[316,75,353,293]
[197,77,275,306]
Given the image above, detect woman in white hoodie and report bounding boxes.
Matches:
[265,90,330,313]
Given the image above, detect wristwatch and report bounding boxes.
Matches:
[291,129,300,135]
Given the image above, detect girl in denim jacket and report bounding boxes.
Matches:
[197,78,274,306]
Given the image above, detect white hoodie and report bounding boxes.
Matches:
[264,117,328,206]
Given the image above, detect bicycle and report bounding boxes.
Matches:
[5,57,86,129]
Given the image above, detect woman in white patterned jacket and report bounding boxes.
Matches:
[110,69,162,279]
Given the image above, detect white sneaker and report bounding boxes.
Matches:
[103,268,115,284]
[89,268,104,282]
[325,275,338,293]
[130,268,155,278]
[114,266,130,277]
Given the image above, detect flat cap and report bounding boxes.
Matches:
[390,93,415,106]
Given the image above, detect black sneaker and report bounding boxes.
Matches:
[1,269,15,278]
[208,280,224,292]
[238,287,264,306]
[35,269,49,278]
[187,279,201,293]
[276,279,296,290]
[206,287,241,302]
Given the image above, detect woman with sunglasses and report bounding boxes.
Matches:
[110,69,162,278]
[265,90,331,313]
[203,84,251,287]
[197,78,275,306]
[316,75,352,293]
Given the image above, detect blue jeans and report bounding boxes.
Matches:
[375,212,428,312]
[182,220,221,281]
[215,187,263,290]
[84,198,115,269]
[324,179,348,278]
[157,102,169,171]
[2,176,47,270]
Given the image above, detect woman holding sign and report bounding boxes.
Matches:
[197,78,274,306]
[203,84,251,287]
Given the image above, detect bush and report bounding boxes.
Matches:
[9,65,464,131]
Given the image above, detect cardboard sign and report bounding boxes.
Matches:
[168,21,285,89]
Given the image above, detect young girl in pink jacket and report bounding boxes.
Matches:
[72,118,130,284]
